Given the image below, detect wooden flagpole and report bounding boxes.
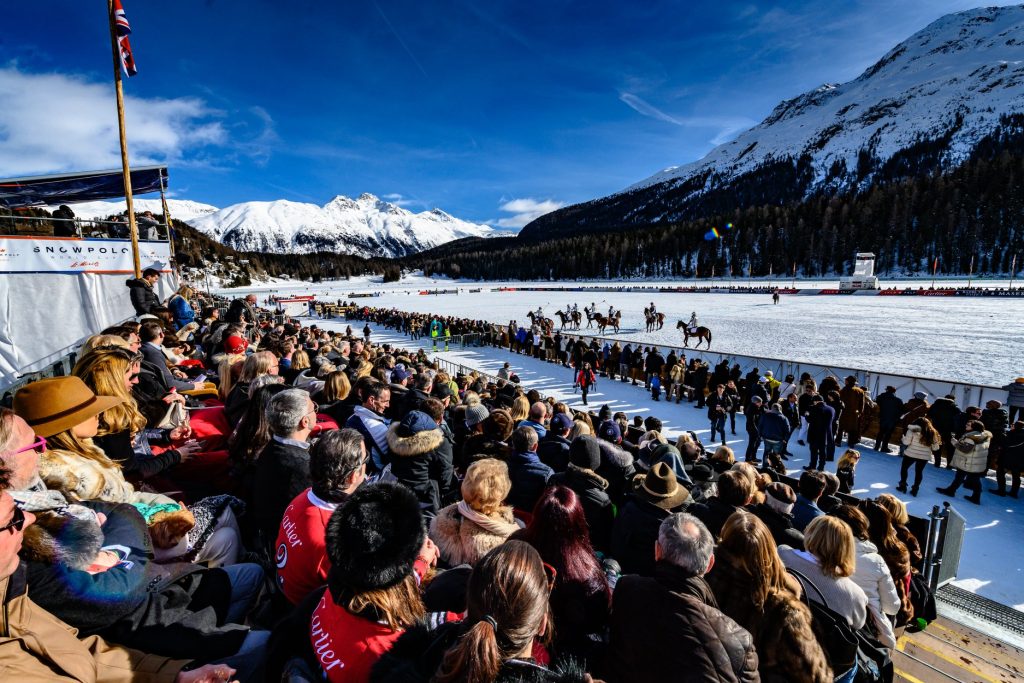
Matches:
[107,0,141,278]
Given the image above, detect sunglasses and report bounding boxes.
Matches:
[9,435,46,457]
[0,505,26,535]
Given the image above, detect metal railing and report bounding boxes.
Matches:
[0,214,170,240]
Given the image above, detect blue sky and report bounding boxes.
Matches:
[0,0,1014,228]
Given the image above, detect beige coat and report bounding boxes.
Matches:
[0,570,188,682]
[950,431,992,474]
[39,448,173,506]
[429,502,519,567]
[901,425,941,461]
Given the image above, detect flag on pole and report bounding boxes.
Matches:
[113,0,138,77]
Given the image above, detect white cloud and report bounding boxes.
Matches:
[0,66,266,177]
[496,197,564,228]
[619,93,684,126]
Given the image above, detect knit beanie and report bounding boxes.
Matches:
[569,436,602,471]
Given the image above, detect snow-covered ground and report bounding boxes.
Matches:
[218,275,1023,386]
[335,319,1024,614]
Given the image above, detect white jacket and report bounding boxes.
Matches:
[901,425,941,461]
[851,539,900,649]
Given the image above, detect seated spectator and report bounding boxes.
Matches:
[507,426,553,512]
[875,493,923,567]
[253,389,315,549]
[314,370,351,418]
[537,412,573,472]
[595,426,637,506]
[225,351,281,428]
[386,409,451,514]
[792,470,827,531]
[605,513,758,682]
[862,500,913,627]
[228,383,289,491]
[819,471,842,513]
[373,541,580,682]
[276,429,367,606]
[512,485,611,664]
[549,435,615,553]
[518,402,548,439]
[139,321,204,393]
[750,481,805,550]
[309,482,445,681]
[462,406,514,466]
[610,461,690,576]
[430,458,520,567]
[689,470,754,539]
[706,512,832,682]
[345,379,392,473]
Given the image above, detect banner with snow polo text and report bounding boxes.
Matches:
[0,236,172,274]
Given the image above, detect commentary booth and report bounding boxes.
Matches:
[0,166,178,393]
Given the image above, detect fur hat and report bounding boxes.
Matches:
[483,408,515,441]
[465,404,490,428]
[570,435,602,470]
[326,482,425,594]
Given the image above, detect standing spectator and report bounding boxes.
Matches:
[537,412,573,472]
[605,513,759,682]
[644,346,664,391]
[126,267,162,316]
[982,399,1010,469]
[507,426,552,512]
[873,386,904,453]
[574,362,597,406]
[992,421,1024,498]
[744,396,764,463]
[836,449,860,494]
[837,376,870,447]
[927,394,961,468]
[275,429,367,606]
[897,417,941,496]
[806,395,835,471]
[386,409,451,515]
[705,384,732,445]
[759,403,792,473]
[1001,378,1024,423]
[936,420,992,504]
[549,436,615,553]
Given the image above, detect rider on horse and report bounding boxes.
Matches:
[687,312,698,333]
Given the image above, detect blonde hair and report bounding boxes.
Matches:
[713,445,735,464]
[72,349,146,436]
[567,420,592,440]
[642,430,666,445]
[876,493,909,526]
[80,334,130,355]
[346,574,424,632]
[239,350,277,383]
[218,354,246,400]
[837,449,860,470]
[291,349,310,371]
[461,458,512,516]
[508,395,530,422]
[47,428,121,474]
[804,516,856,578]
[321,371,351,403]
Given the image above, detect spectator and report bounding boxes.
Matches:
[610,461,690,576]
[126,267,162,316]
[167,285,197,331]
[276,429,367,606]
[862,500,914,627]
[936,419,992,504]
[1001,377,1024,423]
[226,293,259,328]
[386,410,450,514]
[507,426,552,512]
[606,513,759,682]
[518,401,549,439]
[759,403,792,473]
[898,417,941,496]
[836,449,860,494]
[993,420,1024,497]
[706,512,832,683]
[806,395,835,471]
[792,470,826,531]
[139,321,203,393]
[837,376,870,447]
[537,411,573,472]
[705,384,732,445]
[928,393,961,467]
[430,458,520,567]
[818,471,842,513]
[874,385,904,453]
[750,481,805,550]
[689,470,754,540]
[345,379,392,473]
[253,389,315,548]
[549,435,615,553]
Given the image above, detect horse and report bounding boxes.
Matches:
[676,320,712,348]
[644,309,665,332]
[526,311,553,334]
[584,307,596,328]
[594,312,621,334]
[555,310,581,330]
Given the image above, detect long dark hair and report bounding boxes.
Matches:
[517,486,609,597]
[228,383,288,465]
[433,541,550,683]
[862,500,911,579]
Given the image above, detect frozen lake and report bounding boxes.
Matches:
[223,275,1023,386]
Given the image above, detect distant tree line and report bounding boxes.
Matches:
[409,114,1024,279]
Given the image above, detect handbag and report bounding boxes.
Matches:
[155,400,189,430]
[787,568,860,674]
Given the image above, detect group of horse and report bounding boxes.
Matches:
[524,307,713,348]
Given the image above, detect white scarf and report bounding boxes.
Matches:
[457,500,518,536]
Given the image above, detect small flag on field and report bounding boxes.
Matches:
[113,0,138,77]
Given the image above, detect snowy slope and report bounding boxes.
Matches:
[51,198,219,222]
[625,6,1024,197]
[186,193,495,258]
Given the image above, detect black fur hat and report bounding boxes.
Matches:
[326,482,425,595]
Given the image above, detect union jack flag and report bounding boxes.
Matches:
[113,0,137,77]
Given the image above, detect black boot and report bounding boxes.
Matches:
[935,487,956,496]
[896,482,907,493]
[910,486,919,497]
[991,487,1007,496]
[964,492,981,505]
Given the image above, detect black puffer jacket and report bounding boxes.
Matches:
[549,464,615,553]
[126,277,159,315]
[603,562,759,683]
[596,439,636,506]
[386,421,451,514]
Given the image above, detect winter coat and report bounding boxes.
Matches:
[900,397,930,428]
[386,422,450,514]
[982,406,1009,439]
[167,294,196,330]
[706,550,829,683]
[610,497,684,577]
[749,503,805,551]
[927,398,961,436]
[758,411,791,443]
[806,403,835,447]
[850,539,900,649]
[39,447,174,508]
[507,451,554,512]
[596,439,637,506]
[644,351,665,375]
[126,277,160,316]
[0,565,189,682]
[371,620,588,683]
[901,425,941,461]
[253,438,311,545]
[140,344,194,392]
[549,464,615,553]
[950,430,992,474]
[537,434,572,472]
[23,503,248,660]
[791,495,824,532]
[604,562,759,683]
[461,434,512,465]
[875,392,905,427]
[838,385,870,432]
[689,497,744,540]
[1001,381,1024,408]
[429,503,519,567]
[706,392,734,421]
[999,429,1024,472]
[225,298,257,325]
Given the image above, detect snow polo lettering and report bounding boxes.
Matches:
[34,245,131,254]
[310,599,344,672]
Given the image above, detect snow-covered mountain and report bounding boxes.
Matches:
[522,5,1024,238]
[186,193,495,259]
[50,198,219,222]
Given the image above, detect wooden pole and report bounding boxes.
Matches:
[159,169,176,260]
[107,0,141,278]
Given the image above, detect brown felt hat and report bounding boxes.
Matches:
[633,461,689,510]
[14,376,124,438]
